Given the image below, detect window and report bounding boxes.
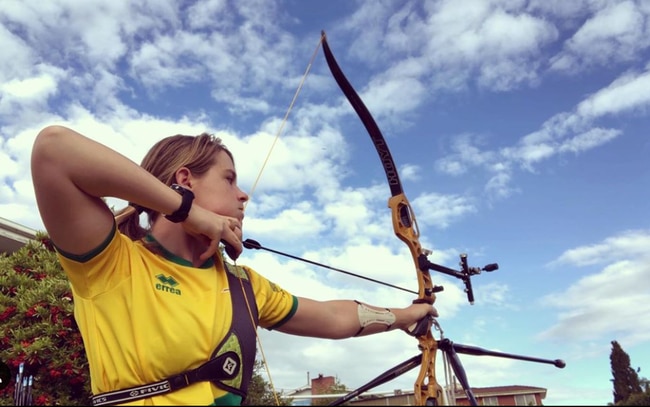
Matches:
[515,394,537,406]
[482,396,499,405]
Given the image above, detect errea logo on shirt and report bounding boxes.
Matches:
[155,274,181,296]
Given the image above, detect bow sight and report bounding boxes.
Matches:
[418,251,499,305]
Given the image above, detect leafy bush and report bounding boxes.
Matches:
[616,390,650,406]
[0,233,91,405]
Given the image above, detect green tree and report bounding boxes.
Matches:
[641,376,650,393]
[612,374,650,406]
[243,359,291,406]
[617,390,650,406]
[610,340,643,405]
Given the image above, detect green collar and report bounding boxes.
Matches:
[143,234,215,269]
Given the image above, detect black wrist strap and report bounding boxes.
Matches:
[165,184,194,223]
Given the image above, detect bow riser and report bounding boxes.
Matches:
[415,343,444,406]
[388,195,435,303]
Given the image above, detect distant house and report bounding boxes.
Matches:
[283,374,338,406]
[282,384,312,406]
[0,216,36,254]
[283,375,548,406]
[452,385,546,406]
[343,385,546,406]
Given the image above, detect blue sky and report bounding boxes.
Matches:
[1,0,649,405]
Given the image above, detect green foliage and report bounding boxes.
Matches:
[0,232,91,405]
[243,359,292,406]
[616,389,650,406]
[610,340,643,405]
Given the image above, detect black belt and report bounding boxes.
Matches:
[90,351,241,406]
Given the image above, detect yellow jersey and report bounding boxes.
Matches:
[55,224,297,405]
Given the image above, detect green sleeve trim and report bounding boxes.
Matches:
[266,295,299,331]
[54,221,117,263]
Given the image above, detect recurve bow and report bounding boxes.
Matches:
[320,30,444,406]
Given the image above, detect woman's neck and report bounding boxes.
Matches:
[150,221,209,267]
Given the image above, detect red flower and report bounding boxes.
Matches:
[70,376,85,385]
[40,237,55,252]
[33,272,47,280]
[25,301,48,318]
[10,354,25,368]
[0,383,12,397]
[35,394,51,405]
[0,305,17,321]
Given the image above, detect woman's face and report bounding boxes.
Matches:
[190,150,248,222]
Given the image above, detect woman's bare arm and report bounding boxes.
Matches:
[31,125,241,258]
[276,297,436,339]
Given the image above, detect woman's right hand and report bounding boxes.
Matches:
[181,204,243,261]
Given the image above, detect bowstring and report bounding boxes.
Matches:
[236,34,325,404]
[244,34,325,208]
[434,319,453,405]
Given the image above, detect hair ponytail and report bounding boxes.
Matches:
[115,205,149,240]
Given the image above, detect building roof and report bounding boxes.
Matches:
[0,216,37,254]
[454,384,547,398]
[283,385,312,397]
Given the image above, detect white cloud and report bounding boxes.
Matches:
[421,0,558,91]
[1,74,57,99]
[539,259,650,344]
[576,69,650,118]
[539,230,650,345]
[558,127,621,154]
[412,192,477,229]
[399,163,420,182]
[549,1,650,72]
[549,229,650,267]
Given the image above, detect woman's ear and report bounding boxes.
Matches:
[173,167,192,187]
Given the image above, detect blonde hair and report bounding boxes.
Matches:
[114,132,233,240]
